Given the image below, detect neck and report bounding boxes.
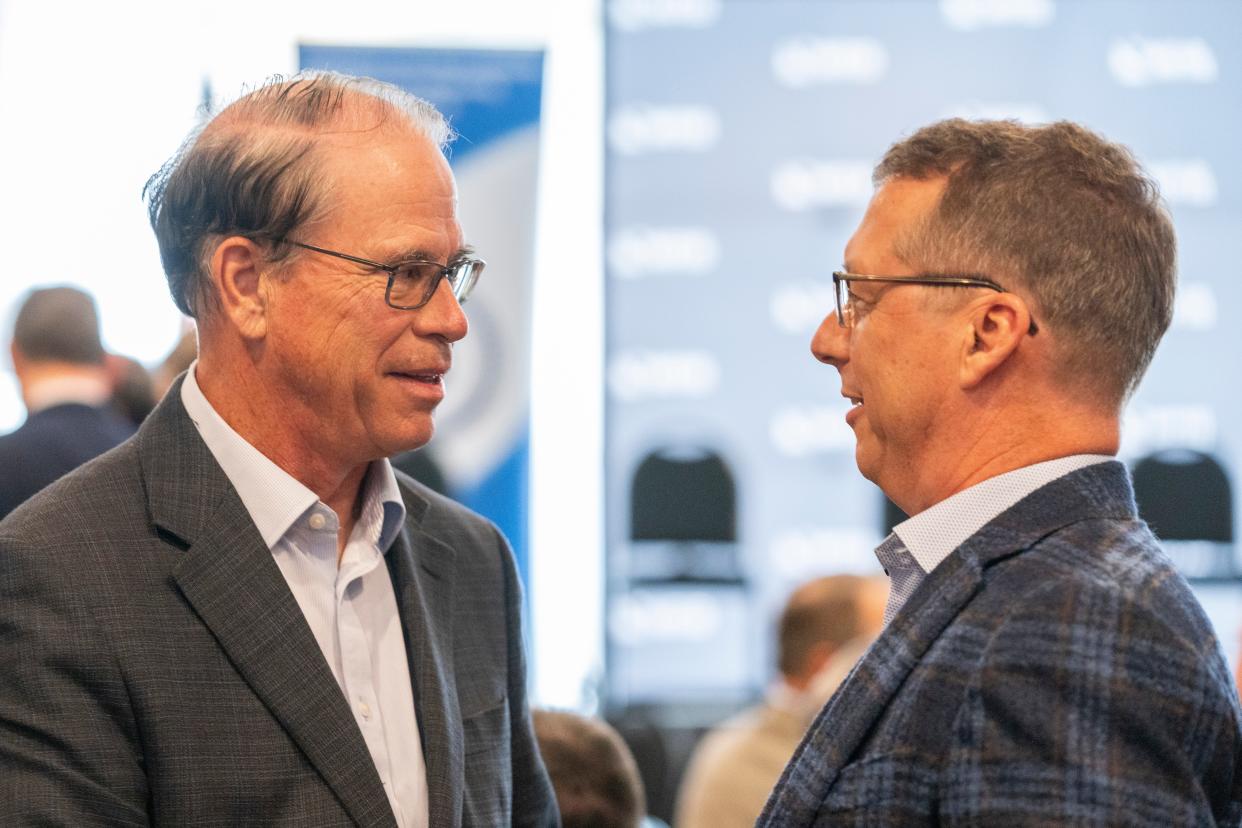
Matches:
[892,396,1120,515]
[194,348,369,553]
[18,361,111,412]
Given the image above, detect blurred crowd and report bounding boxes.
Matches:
[0,286,196,520]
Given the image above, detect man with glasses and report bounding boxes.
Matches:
[761,119,1242,825]
[0,72,556,826]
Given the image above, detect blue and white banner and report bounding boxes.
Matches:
[301,45,544,584]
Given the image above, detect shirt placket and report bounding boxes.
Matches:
[335,542,400,819]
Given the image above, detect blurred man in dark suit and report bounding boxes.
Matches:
[762,119,1242,825]
[0,286,134,519]
[0,72,556,826]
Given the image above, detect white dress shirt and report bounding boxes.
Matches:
[882,454,1113,618]
[181,365,428,828]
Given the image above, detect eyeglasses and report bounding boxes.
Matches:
[283,240,485,311]
[831,271,1037,334]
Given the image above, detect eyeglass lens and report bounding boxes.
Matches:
[386,260,481,309]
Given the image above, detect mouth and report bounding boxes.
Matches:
[842,391,864,425]
[390,371,445,385]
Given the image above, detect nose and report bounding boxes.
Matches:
[810,313,849,368]
[414,278,469,343]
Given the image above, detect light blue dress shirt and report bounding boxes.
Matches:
[181,365,428,828]
[880,454,1113,620]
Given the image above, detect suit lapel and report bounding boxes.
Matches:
[763,461,1138,822]
[387,488,464,828]
[763,552,986,820]
[140,381,396,828]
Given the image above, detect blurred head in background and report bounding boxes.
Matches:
[10,286,108,411]
[775,574,887,714]
[533,709,646,828]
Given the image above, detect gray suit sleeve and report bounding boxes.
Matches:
[494,526,560,827]
[0,533,148,826]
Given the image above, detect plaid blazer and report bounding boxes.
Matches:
[0,380,557,827]
[760,462,1242,826]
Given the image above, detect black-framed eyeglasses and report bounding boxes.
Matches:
[831,271,1037,334]
[283,240,485,311]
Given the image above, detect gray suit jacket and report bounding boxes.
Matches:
[760,462,1242,826]
[0,384,557,826]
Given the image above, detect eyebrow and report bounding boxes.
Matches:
[387,244,475,264]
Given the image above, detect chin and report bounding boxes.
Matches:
[375,420,435,457]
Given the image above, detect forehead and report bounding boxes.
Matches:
[314,125,461,253]
[844,175,947,273]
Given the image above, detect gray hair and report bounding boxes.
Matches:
[12,286,105,365]
[144,71,453,318]
[874,119,1176,405]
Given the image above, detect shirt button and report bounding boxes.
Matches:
[308,513,327,530]
[358,701,372,719]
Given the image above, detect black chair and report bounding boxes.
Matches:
[1131,449,1235,580]
[628,447,741,585]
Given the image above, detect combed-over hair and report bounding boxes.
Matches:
[143,71,452,318]
[874,119,1176,404]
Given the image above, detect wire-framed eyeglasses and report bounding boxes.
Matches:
[285,240,485,311]
[831,271,1037,334]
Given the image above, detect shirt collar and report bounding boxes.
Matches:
[180,362,406,551]
[891,454,1113,575]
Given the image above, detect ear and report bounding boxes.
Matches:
[9,340,26,377]
[958,293,1031,390]
[210,236,269,341]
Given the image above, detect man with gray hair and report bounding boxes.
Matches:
[761,119,1242,824]
[0,72,556,826]
[0,286,134,519]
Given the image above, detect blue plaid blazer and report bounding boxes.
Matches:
[760,461,1242,826]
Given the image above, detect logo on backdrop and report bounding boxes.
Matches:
[771,37,888,87]
[608,104,721,155]
[609,226,720,279]
[769,404,856,457]
[942,101,1050,123]
[609,350,721,401]
[939,0,1056,30]
[1108,37,1218,86]
[1172,283,1218,332]
[1149,159,1218,207]
[770,159,873,211]
[608,0,722,32]
[769,283,836,336]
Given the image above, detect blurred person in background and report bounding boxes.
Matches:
[152,324,197,400]
[0,72,555,826]
[675,575,885,828]
[105,352,158,427]
[761,119,1242,824]
[534,708,648,828]
[0,286,134,520]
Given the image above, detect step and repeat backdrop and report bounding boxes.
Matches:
[604,0,1242,706]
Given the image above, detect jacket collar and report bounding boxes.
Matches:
[761,461,1137,821]
[139,378,403,827]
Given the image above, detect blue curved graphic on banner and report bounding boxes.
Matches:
[299,45,543,589]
